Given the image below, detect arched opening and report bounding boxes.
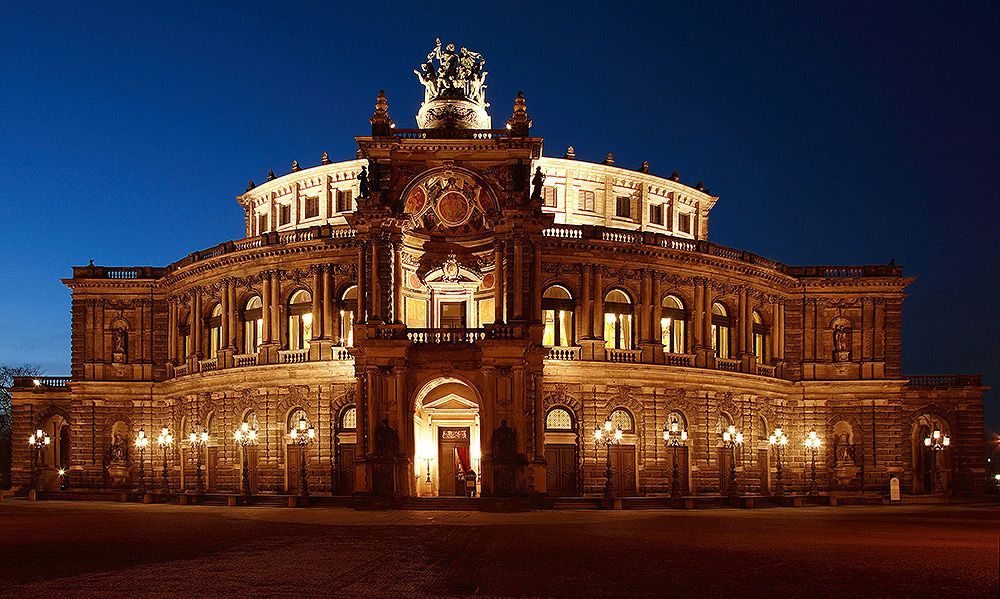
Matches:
[205,411,219,492]
[664,410,690,495]
[756,415,771,495]
[752,310,768,363]
[544,406,578,496]
[287,290,312,351]
[712,302,731,359]
[333,406,356,495]
[241,410,260,493]
[661,294,687,354]
[339,286,357,347]
[913,414,951,494]
[285,407,309,493]
[208,303,223,356]
[716,411,736,495]
[242,296,263,355]
[414,379,481,498]
[37,414,69,490]
[542,285,575,347]
[604,407,638,496]
[603,289,634,350]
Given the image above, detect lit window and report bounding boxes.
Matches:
[208,303,223,356]
[615,196,630,218]
[542,285,574,347]
[712,302,731,359]
[304,196,319,219]
[337,189,353,213]
[609,408,634,433]
[279,204,291,226]
[661,294,686,354]
[339,285,357,347]
[603,289,633,350]
[340,406,357,431]
[752,310,768,363]
[243,296,263,354]
[288,289,312,351]
[545,407,574,431]
[578,189,596,211]
[542,186,557,208]
[288,408,307,432]
[649,204,664,225]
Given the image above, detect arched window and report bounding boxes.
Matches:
[206,412,218,439]
[208,303,223,356]
[340,286,357,347]
[608,408,635,434]
[340,406,357,431]
[666,410,687,431]
[243,296,263,354]
[603,289,633,350]
[715,412,733,436]
[752,310,768,363]
[287,289,312,351]
[288,408,308,433]
[180,311,192,358]
[545,407,574,431]
[243,410,259,430]
[711,302,731,359]
[661,295,687,354]
[542,285,575,347]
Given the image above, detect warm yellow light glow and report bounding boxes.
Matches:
[924,437,932,446]
[614,429,623,442]
[604,420,612,432]
[681,430,688,442]
[32,379,41,386]
[942,436,950,446]
[241,422,249,433]
[58,468,65,476]
[735,433,744,444]
[594,429,602,441]
[290,429,298,440]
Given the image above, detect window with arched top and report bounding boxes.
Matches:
[603,289,634,350]
[287,290,313,351]
[715,412,733,435]
[666,410,687,431]
[661,295,687,354]
[752,310,768,363]
[711,302,731,359]
[243,410,259,430]
[208,303,223,356]
[339,286,358,347]
[545,407,574,431]
[340,406,357,431]
[206,412,218,438]
[608,408,635,433]
[288,408,308,433]
[180,311,192,358]
[243,296,263,354]
[542,285,575,347]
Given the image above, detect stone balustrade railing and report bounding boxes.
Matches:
[198,358,218,372]
[756,364,777,377]
[11,376,71,389]
[278,349,309,364]
[716,357,740,372]
[664,352,695,367]
[233,353,258,368]
[407,328,486,344]
[547,346,580,360]
[606,348,643,363]
[906,374,983,387]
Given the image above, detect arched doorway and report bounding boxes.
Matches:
[413,378,481,497]
[913,414,950,494]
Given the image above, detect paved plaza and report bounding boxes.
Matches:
[0,500,996,598]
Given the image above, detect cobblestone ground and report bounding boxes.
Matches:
[0,500,996,598]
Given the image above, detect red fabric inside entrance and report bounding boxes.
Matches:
[456,446,470,474]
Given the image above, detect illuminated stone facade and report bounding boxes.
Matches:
[10,58,987,502]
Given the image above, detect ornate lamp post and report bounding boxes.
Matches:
[289,414,315,498]
[769,427,789,497]
[188,427,209,495]
[27,429,50,491]
[722,424,743,504]
[234,421,258,502]
[662,419,688,499]
[57,468,67,491]
[594,419,623,504]
[923,429,950,493]
[135,428,150,494]
[804,430,821,497]
[156,427,173,493]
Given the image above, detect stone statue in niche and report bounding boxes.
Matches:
[112,326,127,363]
[530,167,545,201]
[357,166,370,199]
[834,433,855,466]
[833,323,851,362]
[492,419,516,459]
[109,433,128,463]
[374,419,398,459]
[368,159,382,193]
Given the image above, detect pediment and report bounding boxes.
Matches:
[423,393,478,411]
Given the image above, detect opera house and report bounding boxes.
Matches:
[10,43,986,505]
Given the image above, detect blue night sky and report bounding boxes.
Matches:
[1,3,997,429]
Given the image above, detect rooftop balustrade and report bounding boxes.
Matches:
[905,374,983,387]
[10,376,71,389]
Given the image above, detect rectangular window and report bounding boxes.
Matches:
[337,189,353,212]
[477,297,495,327]
[304,196,319,219]
[615,196,630,219]
[649,204,664,225]
[257,214,268,234]
[578,189,596,211]
[279,204,291,226]
[542,186,557,208]
[678,212,691,233]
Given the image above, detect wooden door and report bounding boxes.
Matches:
[287,445,301,494]
[719,449,733,495]
[609,445,637,496]
[758,449,770,495]
[338,445,355,495]
[206,447,219,492]
[545,444,578,497]
[179,448,187,491]
[245,445,259,492]
[667,445,690,495]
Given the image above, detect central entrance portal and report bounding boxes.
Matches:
[414,379,481,497]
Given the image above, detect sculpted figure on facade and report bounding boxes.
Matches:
[493,419,516,458]
[415,39,488,106]
[530,167,545,201]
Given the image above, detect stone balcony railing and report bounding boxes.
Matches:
[906,374,983,387]
[547,346,581,360]
[606,348,643,363]
[716,357,740,372]
[10,376,71,389]
[664,352,696,367]
[278,349,309,364]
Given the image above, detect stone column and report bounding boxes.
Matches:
[531,372,547,494]
[168,298,177,364]
[493,240,505,324]
[262,274,272,345]
[652,274,664,363]
[356,241,368,323]
[220,279,233,368]
[392,238,403,324]
[479,366,496,496]
[581,264,592,340]
[192,289,202,361]
[310,266,323,360]
[513,234,524,320]
[771,301,780,364]
[370,238,381,321]
[531,240,542,322]
[323,266,334,341]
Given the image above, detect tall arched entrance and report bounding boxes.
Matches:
[413,378,481,497]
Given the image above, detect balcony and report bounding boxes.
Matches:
[664,352,695,367]
[606,348,642,363]
[716,357,740,372]
[906,375,982,387]
[10,376,71,389]
[547,346,580,361]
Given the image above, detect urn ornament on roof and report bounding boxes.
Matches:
[414,39,491,129]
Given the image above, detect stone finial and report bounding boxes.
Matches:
[246,180,255,192]
[321,152,331,165]
[506,91,532,137]
[370,90,394,136]
[670,171,680,181]
[696,181,705,190]
[267,169,276,181]
[564,146,576,159]
[603,153,614,166]
[639,161,650,173]
[291,160,301,172]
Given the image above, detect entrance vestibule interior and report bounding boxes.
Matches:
[413,379,481,497]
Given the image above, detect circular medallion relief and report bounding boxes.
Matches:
[405,187,426,215]
[436,191,471,227]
